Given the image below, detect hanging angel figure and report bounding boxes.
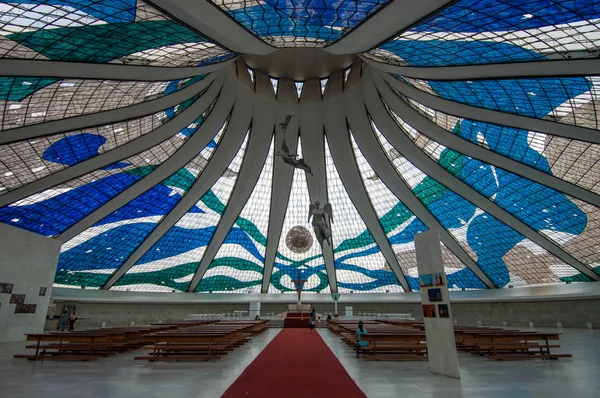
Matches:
[275,137,314,176]
[308,201,333,247]
[275,115,314,176]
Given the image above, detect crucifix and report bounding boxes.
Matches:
[291,275,307,308]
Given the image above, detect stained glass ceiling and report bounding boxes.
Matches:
[0,0,599,293]
[208,0,391,47]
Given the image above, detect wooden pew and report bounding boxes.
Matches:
[461,331,571,360]
[332,321,428,360]
[14,332,128,361]
[134,323,261,361]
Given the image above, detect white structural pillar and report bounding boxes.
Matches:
[249,302,261,319]
[0,223,61,342]
[415,229,460,379]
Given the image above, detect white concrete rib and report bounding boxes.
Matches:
[299,78,338,293]
[147,0,274,55]
[324,70,412,292]
[57,73,233,243]
[384,73,600,145]
[0,57,236,80]
[102,73,252,290]
[326,0,453,55]
[363,57,600,80]
[346,72,496,288]
[0,71,218,145]
[0,72,224,210]
[261,78,300,293]
[373,71,600,208]
[188,71,276,292]
[364,68,600,282]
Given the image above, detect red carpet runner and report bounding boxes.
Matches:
[222,329,366,398]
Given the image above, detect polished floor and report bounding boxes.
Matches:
[0,327,598,398]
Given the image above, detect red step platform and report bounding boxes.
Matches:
[284,312,310,328]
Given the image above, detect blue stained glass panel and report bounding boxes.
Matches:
[402,97,600,195]
[350,132,487,290]
[367,1,600,66]
[210,0,390,47]
[0,1,233,66]
[0,111,207,237]
[116,133,249,292]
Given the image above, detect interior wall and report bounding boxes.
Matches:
[47,302,251,330]
[0,223,61,342]
[49,298,599,329]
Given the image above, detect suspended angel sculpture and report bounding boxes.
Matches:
[308,201,333,247]
[275,115,314,176]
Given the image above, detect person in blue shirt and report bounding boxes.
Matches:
[355,321,368,358]
[309,308,316,333]
[59,310,68,332]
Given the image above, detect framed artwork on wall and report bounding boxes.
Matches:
[423,304,436,318]
[419,274,432,287]
[438,304,450,318]
[0,283,14,293]
[433,273,445,286]
[428,288,442,302]
[15,304,37,314]
[9,294,25,304]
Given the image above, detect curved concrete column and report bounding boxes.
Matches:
[187,83,275,292]
[345,73,495,288]
[0,72,225,209]
[373,71,600,208]
[102,78,254,290]
[0,71,219,145]
[0,57,236,80]
[384,73,600,144]
[147,0,274,55]
[299,78,338,293]
[325,0,453,55]
[324,71,412,292]
[262,78,300,293]
[58,72,236,242]
[363,57,600,80]
[364,71,600,281]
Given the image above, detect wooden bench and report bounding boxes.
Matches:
[14,332,128,361]
[466,331,571,360]
[333,321,428,361]
[135,323,258,362]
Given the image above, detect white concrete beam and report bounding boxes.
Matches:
[346,74,495,288]
[147,0,274,55]
[326,0,453,55]
[262,78,299,293]
[299,78,338,293]
[0,72,224,209]
[384,73,600,145]
[373,71,600,208]
[324,71,412,292]
[57,72,235,242]
[363,57,600,80]
[102,79,254,290]
[0,58,236,80]
[0,71,218,145]
[365,70,600,282]
[187,78,275,292]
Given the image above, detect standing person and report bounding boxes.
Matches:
[309,308,316,333]
[69,311,78,331]
[355,321,369,358]
[59,310,68,332]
